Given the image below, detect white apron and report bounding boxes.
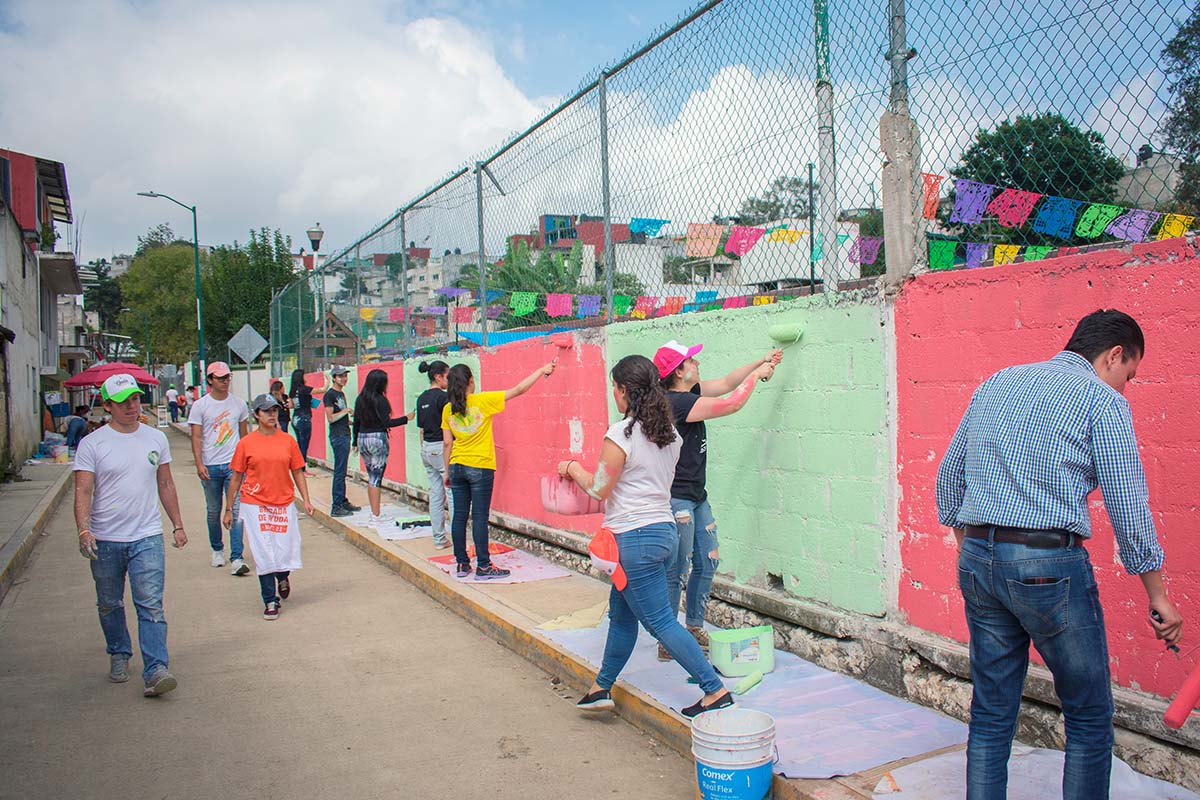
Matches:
[240,502,302,575]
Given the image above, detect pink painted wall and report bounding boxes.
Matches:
[357,360,408,485]
[305,371,326,462]
[478,336,609,534]
[895,239,1200,697]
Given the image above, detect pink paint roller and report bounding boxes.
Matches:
[1164,658,1200,729]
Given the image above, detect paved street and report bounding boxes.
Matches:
[0,429,693,800]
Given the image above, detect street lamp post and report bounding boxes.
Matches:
[137,190,205,392]
[307,224,326,369]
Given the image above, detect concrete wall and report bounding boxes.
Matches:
[0,204,44,465]
[895,238,1200,699]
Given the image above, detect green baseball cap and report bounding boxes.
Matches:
[101,374,143,402]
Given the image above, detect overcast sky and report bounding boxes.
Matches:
[0,0,689,263]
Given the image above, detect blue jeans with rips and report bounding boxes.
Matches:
[330,434,351,509]
[958,531,1113,800]
[596,522,724,695]
[201,462,243,560]
[666,497,719,628]
[90,534,169,683]
[448,464,495,568]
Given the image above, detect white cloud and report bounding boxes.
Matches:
[0,0,542,261]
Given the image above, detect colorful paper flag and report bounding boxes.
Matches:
[634,296,658,314]
[452,306,474,324]
[1106,209,1161,242]
[811,234,823,262]
[1157,213,1195,240]
[722,296,748,309]
[929,239,957,271]
[613,295,633,316]
[510,292,537,317]
[414,318,436,337]
[694,290,718,304]
[1073,204,1124,238]
[994,244,1020,265]
[658,296,685,316]
[424,306,447,315]
[725,226,765,256]
[486,305,505,319]
[545,293,573,317]
[577,294,602,317]
[388,307,406,322]
[849,236,883,265]
[359,307,378,321]
[1032,197,1084,239]
[922,173,944,220]
[767,228,804,243]
[484,290,505,302]
[629,217,669,236]
[965,242,989,269]
[949,180,996,225]
[437,287,469,298]
[836,233,851,246]
[685,223,724,258]
[985,188,1042,228]
[1023,245,1053,262]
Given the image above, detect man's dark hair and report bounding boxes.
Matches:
[75,405,89,415]
[1064,309,1145,361]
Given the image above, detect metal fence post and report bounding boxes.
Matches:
[880,0,924,284]
[320,268,328,369]
[813,0,839,291]
[400,211,410,356]
[599,70,614,322]
[475,162,488,348]
[297,277,304,373]
[355,244,363,362]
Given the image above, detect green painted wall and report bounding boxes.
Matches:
[604,295,888,615]
[402,352,482,493]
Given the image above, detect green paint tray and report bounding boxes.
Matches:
[708,625,775,677]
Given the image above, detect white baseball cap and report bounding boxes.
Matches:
[101,374,143,403]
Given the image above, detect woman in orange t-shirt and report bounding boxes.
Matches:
[224,393,315,620]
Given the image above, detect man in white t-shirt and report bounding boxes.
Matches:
[187,361,251,574]
[165,384,180,422]
[75,373,188,697]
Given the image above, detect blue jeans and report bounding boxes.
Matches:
[597,522,724,694]
[292,415,312,462]
[420,441,452,545]
[449,464,495,568]
[168,402,178,422]
[666,497,719,627]
[958,532,1113,800]
[330,434,351,509]
[90,535,169,683]
[259,571,290,605]
[202,462,243,559]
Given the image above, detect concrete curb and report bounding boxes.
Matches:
[0,468,74,606]
[308,502,879,800]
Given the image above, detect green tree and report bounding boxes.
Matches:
[203,228,296,357]
[737,176,815,225]
[119,243,203,364]
[84,260,123,331]
[1159,4,1200,214]
[135,222,185,256]
[948,112,1126,245]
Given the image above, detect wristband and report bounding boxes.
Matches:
[78,529,91,537]
[173,526,184,531]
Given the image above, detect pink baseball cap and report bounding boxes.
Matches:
[653,340,703,379]
[206,361,232,377]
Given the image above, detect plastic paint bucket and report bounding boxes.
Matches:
[691,708,776,800]
[709,625,775,677]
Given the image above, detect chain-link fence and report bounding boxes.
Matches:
[271,0,1194,372]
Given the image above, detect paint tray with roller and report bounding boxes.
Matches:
[709,625,775,677]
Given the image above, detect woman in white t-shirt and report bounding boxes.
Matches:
[556,354,733,718]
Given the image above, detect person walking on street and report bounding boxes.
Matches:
[655,339,780,660]
[188,361,251,574]
[289,369,315,463]
[271,380,292,434]
[936,310,1184,800]
[224,394,314,620]
[325,365,359,517]
[166,384,179,423]
[175,386,187,420]
[442,360,556,580]
[559,355,733,718]
[74,373,188,696]
[416,360,452,548]
[352,369,415,525]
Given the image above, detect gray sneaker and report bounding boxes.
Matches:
[143,668,178,697]
[108,654,130,683]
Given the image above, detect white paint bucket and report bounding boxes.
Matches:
[691,708,777,800]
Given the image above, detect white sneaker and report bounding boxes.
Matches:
[211,551,226,568]
[368,514,386,527]
[230,559,249,576]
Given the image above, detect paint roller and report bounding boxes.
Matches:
[1164,657,1200,729]
[542,332,574,374]
[758,322,804,381]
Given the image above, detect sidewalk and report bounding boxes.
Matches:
[0,462,71,604]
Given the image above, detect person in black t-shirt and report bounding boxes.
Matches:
[415,360,453,548]
[289,369,315,462]
[652,339,781,660]
[324,365,359,517]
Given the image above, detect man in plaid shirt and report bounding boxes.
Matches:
[936,309,1183,800]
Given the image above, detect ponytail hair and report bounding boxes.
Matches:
[419,359,449,383]
[447,364,473,416]
[610,355,676,448]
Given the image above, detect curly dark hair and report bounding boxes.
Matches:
[611,355,676,448]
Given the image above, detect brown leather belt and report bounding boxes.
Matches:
[963,525,1079,549]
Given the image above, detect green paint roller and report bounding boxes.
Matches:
[732,670,764,695]
[767,322,804,346]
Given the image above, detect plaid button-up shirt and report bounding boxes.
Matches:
[936,350,1163,574]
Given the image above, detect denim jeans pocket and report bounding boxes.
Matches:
[958,566,979,605]
[1007,577,1070,637]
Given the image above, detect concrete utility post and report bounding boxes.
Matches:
[880,0,925,286]
[307,224,326,368]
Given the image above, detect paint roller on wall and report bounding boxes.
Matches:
[761,322,803,380]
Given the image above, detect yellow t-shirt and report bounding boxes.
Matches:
[441,391,506,470]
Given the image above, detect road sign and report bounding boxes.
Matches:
[228,324,268,364]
